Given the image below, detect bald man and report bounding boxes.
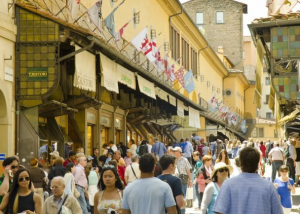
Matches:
[43,177,82,214]
[115,150,126,167]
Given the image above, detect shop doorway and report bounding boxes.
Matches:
[87,125,94,156]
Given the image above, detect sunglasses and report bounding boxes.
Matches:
[11,165,19,170]
[280,170,288,173]
[103,165,115,169]
[218,168,229,173]
[18,177,30,182]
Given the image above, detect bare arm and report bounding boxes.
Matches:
[0,193,9,212]
[0,169,10,196]
[166,205,177,214]
[94,192,100,214]
[122,209,131,214]
[186,168,192,188]
[26,193,42,214]
[175,195,186,209]
[124,176,129,184]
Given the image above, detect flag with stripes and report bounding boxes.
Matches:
[115,18,133,41]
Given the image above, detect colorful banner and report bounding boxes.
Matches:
[184,70,195,93]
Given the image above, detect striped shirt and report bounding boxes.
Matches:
[213,173,283,214]
[176,157,192,175]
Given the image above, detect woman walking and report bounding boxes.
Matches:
[201,162,233,214]
[94,166,124,214]
[195,155,213,211]
[28,158,45,205]
[274,165,296,214]
[64,162,79,198]
[0,168,42,214]
[215,149,231,165]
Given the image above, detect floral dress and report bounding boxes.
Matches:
[97,189,123,214]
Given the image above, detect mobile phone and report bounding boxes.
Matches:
[8,170,13,177]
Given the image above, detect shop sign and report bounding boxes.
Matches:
[117,65,136,90]
[4,67,13,82]
[101,116,111,127]
[137,75,156,100]
[87,112,96,124]
[115,118,122,130]
[27,68,48,81]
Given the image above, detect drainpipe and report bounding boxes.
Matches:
[58,36,95,62]
[169,3,183,48]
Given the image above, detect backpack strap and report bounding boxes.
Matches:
[57,194,69,214]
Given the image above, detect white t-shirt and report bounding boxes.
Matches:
[124,163,140,183]
[122,177,176,214]
[111,144,118,152]
[130,144,137,156]
[147,144,152,153]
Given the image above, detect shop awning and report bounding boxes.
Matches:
[100,53,119,93]
[177,100,184,118]
[277,108,300,126]
[137,75,156,100]
[74,45,96,92]
[155,88,168,102]
[117,64,136,90]
[169,95,176,107]
[189,107,201,128]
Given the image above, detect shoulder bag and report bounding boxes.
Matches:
[130,164,138,179]
[58,194,69,214]
[177,164,188,184]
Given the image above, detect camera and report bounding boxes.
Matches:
[107,208,116,214]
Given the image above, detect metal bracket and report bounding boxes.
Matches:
[4,56,12,61]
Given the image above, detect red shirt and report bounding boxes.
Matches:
[260,145,266,157]
[63,158,76,167]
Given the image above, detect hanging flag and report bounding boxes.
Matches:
[167,58,180,81]
[279,0,298,14]
[153,44,163,72]
[104,0,125,37]
[231,113,238,126]
[208,94,219,113]
[240,119,247,133]
[131,27,156,62]
[68,0,80,19]
[115,17,133,42]
[219,105,230,120]
[87,0,102,30]
[175,66,185,87]
[184,70,195,93]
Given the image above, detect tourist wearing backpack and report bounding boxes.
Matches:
[286,139,297,182]
[268,142,284,182]
[138,140,149,157]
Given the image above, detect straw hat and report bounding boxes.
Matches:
[211,162,233,178]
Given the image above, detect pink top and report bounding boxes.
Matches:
[197,169,211,193]
[74,164,88,188]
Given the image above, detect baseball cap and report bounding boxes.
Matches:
[171,147,182,153]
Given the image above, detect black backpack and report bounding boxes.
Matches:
[139,144,149,156]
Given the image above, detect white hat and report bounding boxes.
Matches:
[211,162,233,178]
[49,151,59,157]
[171,147,182,153]
[127,149,133,153]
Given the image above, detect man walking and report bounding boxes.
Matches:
[213,147,283,214]
[183,138,194,164]
[74,156,89,214]
[43,177,82,214]
[268,142,285,182]
[287,138,297,181]
[158,154,186,214]
[151,137,167,159]
[124,155,140,184]
[91,148,99,168]
[122,153,176,214]
[171,147,192,214]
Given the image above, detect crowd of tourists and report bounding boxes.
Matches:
[0,136,297,214]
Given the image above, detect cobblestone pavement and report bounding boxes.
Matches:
[186,162,300,214]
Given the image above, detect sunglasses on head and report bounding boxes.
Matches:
[218,168,229,173]
[18,177,30,182]
[11,165,19,170]
[103,165,115,169]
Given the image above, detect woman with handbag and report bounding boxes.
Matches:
[195,155,213,211]
[64,162,80,198]
[28,158,45,205]
[0,168,42,214]
[274,165,296,214]
[200,162,232,214]
[94,166,124,214]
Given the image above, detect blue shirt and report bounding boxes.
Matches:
[213,173,283,214]
[274,178,294,208]
[183,142,194,158]
[151,142,167,158]
[122,177,176,214]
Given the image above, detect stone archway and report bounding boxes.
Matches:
[0,90,7,118]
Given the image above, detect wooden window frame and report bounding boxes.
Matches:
[181,37,190,70]
[171,25,180,62]
[191,47,198,77]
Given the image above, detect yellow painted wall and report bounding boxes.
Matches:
[245,85,256,119]
[251,123,283,142]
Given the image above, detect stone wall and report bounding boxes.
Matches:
[183,0,244,70]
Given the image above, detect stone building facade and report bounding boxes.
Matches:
[183,0,247,70]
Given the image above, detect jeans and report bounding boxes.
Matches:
[181,183,188,214]
[76,185,89,214]
[287,158,296,182]
[271,160,283,182]
[195,183,203,208]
